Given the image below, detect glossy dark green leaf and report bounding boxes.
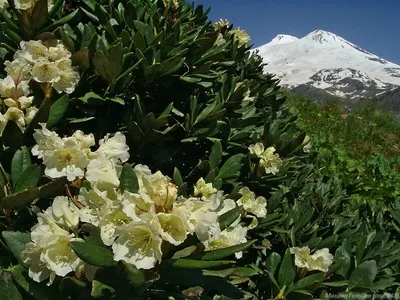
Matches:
[14,165,41,193]
[219,206,242,231]
[209,140,222,170]
[119,164,139,194]
[0,271,22,300]
[2,231,31,266]
[278,249,296,288]
[348,260,377,290]
[164,259,235,269]
[70,241,117,268]
[11,147,31,187]
[0,188,39,211]
[291,273,325,291]
[189,240,255,261]
[216,154,244,179]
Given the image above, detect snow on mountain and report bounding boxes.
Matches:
[254,30,400,100]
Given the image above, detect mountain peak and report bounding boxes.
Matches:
[305,29,340,44]
[270,34,298,45]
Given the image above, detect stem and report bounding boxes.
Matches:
[65,184,85,209]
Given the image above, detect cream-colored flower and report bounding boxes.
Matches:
[205,225,248,259]
[0,76,30,99]
[0,113,6,136]
[230,28,251,48]
[162,0,179,8]
[112,222,163,269]
[4,107,25,130]
[248,142,265,157]
[14,0,35,10]
[32,59,59,83]
[156,213,187,245]
[22,203,84,284]
[302,136,312,153]
[309,248,334,273]
[4,59,31,84]
[42,138,90,181]
[32,123,63,159]
[70,130,95,154]
[194,178,217,198]
[78,184,115,226]
[25,106,38,124]
[18,96,34,109]
[214,19,229,30]
[290,246,311,269]
[122,190,153,218]
[243,89,255,103]
[16,40,49,64]
[53,69,80,94]
[141,171,178,211]
[98,204,132,246]
[48,45,71,62]
[134,164,152,188]
[237,187,267,218]
[0,0,9,10]
[96,132,130,163]
[259,146,282,175]
[85,154,120,189]
[47,196,80,230]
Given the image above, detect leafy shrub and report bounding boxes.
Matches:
[0,1,399,299]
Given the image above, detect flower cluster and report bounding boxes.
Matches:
[22,128,268,283]
[0,40,79,136]
[13,0,54,11]
[213,20,250,48]
[162,0,179,8]
[249,142,283,175]
[290,246,334,273]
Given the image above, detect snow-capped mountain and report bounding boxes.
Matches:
[254,30,400,102]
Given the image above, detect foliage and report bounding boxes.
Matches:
[0,0,399,299]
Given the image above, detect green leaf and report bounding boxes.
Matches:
[91,280,115,298]
[0,271,22,300]
[70,241,117,268]
[11,147,32,187]
[30,0,49,35]
[188,240,255,261]
[219,206,242,231]
[348,260,377,290]
[209,140,222,170]
[278,249,296,288]
[334,240,351,277]
[0,188,39,211]
[291,273,325,291]
[216,154,244,179]
[119,164,139,193]
[47,95,69,128]
[14,166,41,193]
[321,280,349,287]
[266,252,281,276]
[173,167,184,189]
[11,265,68,300]
[2,232,31,266]
[164,259,235,269]
[2,121,23,149]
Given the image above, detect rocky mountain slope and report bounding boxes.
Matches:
[254,30,400,109]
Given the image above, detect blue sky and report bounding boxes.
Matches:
[193,0,400,64]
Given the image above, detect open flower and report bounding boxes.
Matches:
[290,246,333,273]
[237,187,267,218]
[48,196,80,230]
[290,246,311,269]
[249,142,282,175]
[230,28,250,47]
[96,132,130,163]
[14,0,35,10]
[32,123,63,159]
[205,225,248,259]
[85,154,120,189]
[194,178,217,198]
[112,222,163,270]
[141,171,178,211]
[42,138,90,181]
[4,59,32,84]
[32,59,59,83]
[156,213,187,245]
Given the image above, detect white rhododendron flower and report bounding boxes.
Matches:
[141,171,178,211]
[4,59,31,84]
[230,28,250,47]
[194,178,217,198]
[112,222,163,270]
[290,246,334,272]
[98,204,132,246]
[205,225,248,259]
[156,213,187,245]
[22,199,84,284]
[25,106,38,124]
[309,248,334,273]
[4,107,25,130]
[31,123,63,158]
[14,0,35,10]
[49,196,80,230]
[214,19,230,30]
[0,0,9,10]
[237,187,267,218]
[96,132,130,163]
[32,59,60,83]
[42,138,90,181]
[53,68,80,94]
[133,164,152,188]
[249,142,282,175]
[0,76,30,99]
[85,154,120,189]
[15,40,49,63]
